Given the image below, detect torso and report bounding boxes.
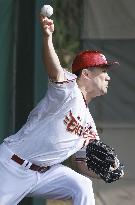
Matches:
[4,70,98,166]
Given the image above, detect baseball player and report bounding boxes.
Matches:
[0,14,120,205]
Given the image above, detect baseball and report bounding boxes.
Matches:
[40,5,53,18]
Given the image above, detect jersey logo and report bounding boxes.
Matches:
[64,110,97,147]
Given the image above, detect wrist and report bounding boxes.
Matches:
[43,34,52,42]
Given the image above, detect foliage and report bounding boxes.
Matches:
[45,0,82,69]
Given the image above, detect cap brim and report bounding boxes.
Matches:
[92,61,120,69]
[104,61,120,69]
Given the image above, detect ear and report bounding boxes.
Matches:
[82,69,88,77]
[82,69,92,79]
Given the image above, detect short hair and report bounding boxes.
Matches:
[74,67,96,78]
[74,69,83,78]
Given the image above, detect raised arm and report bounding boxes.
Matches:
[40,15,65,82]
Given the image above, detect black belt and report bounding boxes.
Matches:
[11,154,49,173]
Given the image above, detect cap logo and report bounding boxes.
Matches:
[100,54,107,63]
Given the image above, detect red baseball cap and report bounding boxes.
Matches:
[72,50,119,74]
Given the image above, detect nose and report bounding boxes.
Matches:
[106,73,111,81]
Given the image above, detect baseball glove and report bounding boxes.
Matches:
[86,139,124,183]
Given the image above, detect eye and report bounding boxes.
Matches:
[102,69,107,73]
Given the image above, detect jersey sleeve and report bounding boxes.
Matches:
[75,147,86,162]
[26,69,77,121]
[44,69,77,113]
[49,69,76,83]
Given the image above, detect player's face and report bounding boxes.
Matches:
[88,68,111,96]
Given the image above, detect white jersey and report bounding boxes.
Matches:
[4,70,99,166]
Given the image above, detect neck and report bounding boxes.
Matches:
[77,77,97,105]
[77,85,94,105]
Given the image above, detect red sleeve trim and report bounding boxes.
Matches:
[50,78,76,84]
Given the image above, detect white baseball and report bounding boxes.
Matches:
[40,5,53,17]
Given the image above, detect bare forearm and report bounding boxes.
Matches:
[40,16,65,81]
[42,35,64,81]
[75,160,101,179]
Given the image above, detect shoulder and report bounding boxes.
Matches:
[48,69,77,91]
[49,69,77,84]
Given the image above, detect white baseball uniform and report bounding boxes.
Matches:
[0,70,99,205]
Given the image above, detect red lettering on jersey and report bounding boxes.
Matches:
[64,111,83,135]
[64,110,97,147]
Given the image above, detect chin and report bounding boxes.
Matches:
[101,90,107,96]
[94,89,107,97]
[95,92,104,97]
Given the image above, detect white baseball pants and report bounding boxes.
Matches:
[0,143,95,205]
